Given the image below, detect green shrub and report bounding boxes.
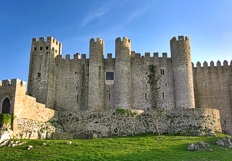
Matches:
[0,114,13,127]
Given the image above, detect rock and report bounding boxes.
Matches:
[216,137,232,147]
[187,142,209,151]
[66,141,72,145]
[187,143,196,151]
[0,128,13,143]
[209,149,213,151]
[42,143,47,146]
[0,140,9,147]
[27,145,33,150]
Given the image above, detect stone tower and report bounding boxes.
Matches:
[88,38,105,109]
[28,37,62,107]
[114,37,132,109]
[170,36,195,108]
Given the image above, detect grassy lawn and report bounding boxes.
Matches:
[0,133,231,161]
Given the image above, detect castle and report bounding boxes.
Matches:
[0,36,230,139]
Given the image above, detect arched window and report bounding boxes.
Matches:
[2,98,10,114]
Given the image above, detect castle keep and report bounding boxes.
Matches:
[0,35,230,139]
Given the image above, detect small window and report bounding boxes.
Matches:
[162,92,165,99]
[109,93,111,100]
[40,47,43,50]
[38,72,41,77]
[106,72,114,80]
[145,93,147,100]
[46,46,49,50]
[77,95,79,103]
[160,69,165,75]
[34,47,37,51]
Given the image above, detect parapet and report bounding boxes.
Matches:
[32,36,61,46]
[116,37,131,43]
[0,79,26,88]
[194,60,231,73]
[170,36,189,44]
[90,38,104,44]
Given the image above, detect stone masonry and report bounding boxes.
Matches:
[0,35,231,138]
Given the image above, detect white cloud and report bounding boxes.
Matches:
[81,2,113,27]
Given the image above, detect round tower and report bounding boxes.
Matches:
[88,38,105,109]
[114,37,132,109]
[170,36,195,108]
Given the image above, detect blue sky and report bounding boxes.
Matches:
[0,0,232,81]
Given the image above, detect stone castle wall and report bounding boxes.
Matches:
[0,79,57,138]
[193,61,232,134]
[56,108,221,138]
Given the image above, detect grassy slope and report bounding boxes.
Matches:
[0,134,231,161]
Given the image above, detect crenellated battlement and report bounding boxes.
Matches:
[170,36,189,42]
[116,37,131,43]
[0,79,26,88]
[56,53,87,61]
[194,60,232,68]
[90,38,104,44]
[32,36,61,46]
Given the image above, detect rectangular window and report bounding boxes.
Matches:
[46,46,49,50]
[106,72,114,80]
[38,72,41,77]
[109,93,111,100]
[40,47,43,50]
[162,92,165,99]
[160,69,165,75]
[34,47,37,51]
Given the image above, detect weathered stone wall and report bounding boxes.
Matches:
[28,37,62,108]
[56,108,221,138]
[54,54,89,110]
[88,38,105,109]
[194,61,232,134]
[0,79,57,139]
[171,36,195,109]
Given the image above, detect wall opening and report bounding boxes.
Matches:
[2,98,10,114]
[160,69,165,75]
[38,72,41,78]
[106,72,114,80]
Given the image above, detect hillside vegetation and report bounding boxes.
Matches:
[0,134,231,161]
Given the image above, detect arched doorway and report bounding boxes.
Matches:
[2,98,10,114]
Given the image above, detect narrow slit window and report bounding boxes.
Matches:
[109,93,111,100]
[162,92,165,99]
[160,69,165,75]
[145,93,147,100]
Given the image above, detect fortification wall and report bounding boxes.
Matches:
[131,52,175,109]
[56,108,221,138]
[54,54,89,110]
[194,61,232,134]
[0,79,57,139]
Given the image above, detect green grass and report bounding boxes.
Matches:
[0,133,231,161]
